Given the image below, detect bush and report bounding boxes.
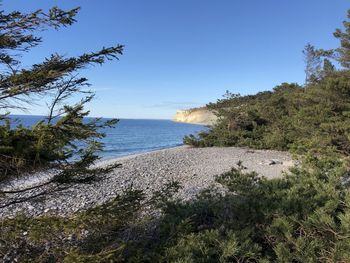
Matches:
[147,156,350,262]
[185,77,350,158]
[3,157,349,262]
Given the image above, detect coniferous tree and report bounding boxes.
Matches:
[303,43,322,84]
[322,58,336,77]
[334,9,350,68]
[0,6,123,207]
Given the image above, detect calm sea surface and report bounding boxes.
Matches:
[8,115,207,159]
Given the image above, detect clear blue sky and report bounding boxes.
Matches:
[4,0,349,119]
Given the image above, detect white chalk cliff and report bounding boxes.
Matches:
[173,108,217,125]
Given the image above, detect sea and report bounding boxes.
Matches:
[6,115,207,159]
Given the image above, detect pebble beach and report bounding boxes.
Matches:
[0,146,294,218]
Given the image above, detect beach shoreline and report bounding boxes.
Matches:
[0,146,293,218]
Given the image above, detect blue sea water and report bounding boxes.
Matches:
[7,115,207,159]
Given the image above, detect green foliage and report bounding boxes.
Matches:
[2,157,349,262]
[0,181,184,262]
[334,9,350,69]
[147,157,350,262]
[0,189,144,262]
[185,75,350,157]
[0,6,123,204]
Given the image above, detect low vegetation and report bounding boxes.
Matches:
[2,156,350,262]
[184,72,350,159]
[184,75,350,158]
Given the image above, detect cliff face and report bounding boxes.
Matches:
[173,108,217,125]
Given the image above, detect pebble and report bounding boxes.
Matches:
[0,146,293,218]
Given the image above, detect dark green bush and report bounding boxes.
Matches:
[143,156,350,262]
[2,157,349,262]
[185,76,350,158]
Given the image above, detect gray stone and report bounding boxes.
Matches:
[0,146,293,218]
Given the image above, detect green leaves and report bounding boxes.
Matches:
[0,6,122,204]
[185,76,350,157]
[159,157,350,262]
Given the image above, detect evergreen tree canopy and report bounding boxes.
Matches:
[334,9,350,69]
[0,6,123,207]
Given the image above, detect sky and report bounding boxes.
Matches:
[3,0,349,119]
